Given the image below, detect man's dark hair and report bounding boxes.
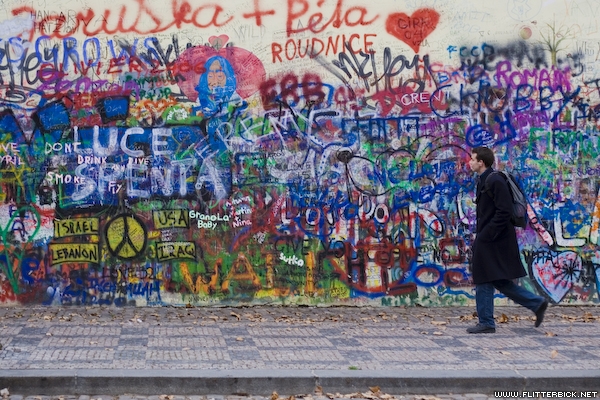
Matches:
[471,146,495,168]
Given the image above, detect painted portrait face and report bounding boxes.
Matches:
[207,60,227,90]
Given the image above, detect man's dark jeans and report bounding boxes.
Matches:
[476,279,546,328]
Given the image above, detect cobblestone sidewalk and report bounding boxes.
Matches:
[1,305,599,371]
[2,391,600,400]
[0,394,498,400]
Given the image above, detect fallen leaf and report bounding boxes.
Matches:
[369,386,380,393]
[46,333,52,336]
[208,316,219,321]
[433,331,444,336]
[89,341,98,345]
[315,385,323,395]
[551,350,559,359]
[231,312,241,320]
[500,351,511,355]
[431,321,446,326]
[498,314,509,323]
[236,337,244,341]
[361,392,378,399]
[545,331,556,337]
[420,331,428,335]
[583,312,598,322]
[271,391,279,400]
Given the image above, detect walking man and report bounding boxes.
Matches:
[467,146,548,333]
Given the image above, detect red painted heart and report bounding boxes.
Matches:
[531,250,581,303]
[175,44,265,102]
[385,8,440,53]
[208,35,229,50]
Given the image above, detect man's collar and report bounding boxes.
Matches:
[480,167,494,180]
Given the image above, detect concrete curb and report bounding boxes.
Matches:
[2,369,600,396]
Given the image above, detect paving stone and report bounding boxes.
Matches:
[0,305,598,375]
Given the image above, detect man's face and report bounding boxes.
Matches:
[469,153,486,174]
[207,60,226,90]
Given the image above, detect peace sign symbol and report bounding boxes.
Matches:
[105,214,147,260]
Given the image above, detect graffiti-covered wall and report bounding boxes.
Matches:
[0,0,599,307]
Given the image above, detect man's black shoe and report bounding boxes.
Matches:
[535,300,549,327]
[467,324,496,334]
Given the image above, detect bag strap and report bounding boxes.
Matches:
[483,171,506,198]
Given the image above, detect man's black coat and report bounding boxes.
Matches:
[471,168,526,284]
